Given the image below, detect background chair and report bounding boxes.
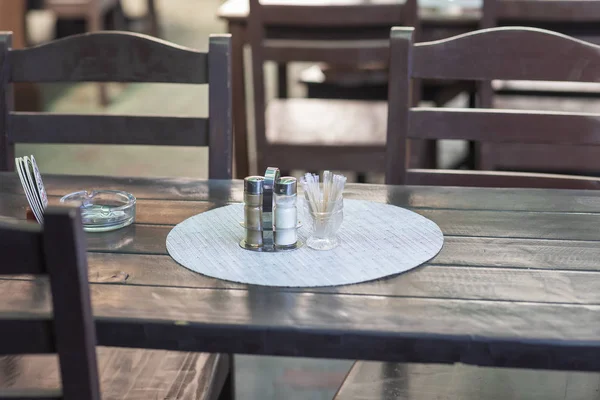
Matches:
[477,0,600,174]
[386,26,600,189]
[248,0,416,175]
[0,31,232,179]
[0,206,232,399]
[43,0,160,105]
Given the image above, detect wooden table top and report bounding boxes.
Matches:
[217,0,481,24]
[2,173,600,370]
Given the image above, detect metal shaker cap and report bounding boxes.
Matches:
[244,176,264,194]
[274,177,297,195]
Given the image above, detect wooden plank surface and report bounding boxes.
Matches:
[3,174,600,370]
[1,279,600,370]
[0,217,44,274]
[56,253,600,305]
[46,210,600,244]
[9,234,600,300]
[334,361,600,400]
[0,348,228,400]
[4,174,600,213]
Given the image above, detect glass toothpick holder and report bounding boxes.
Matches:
[304,196,344,251]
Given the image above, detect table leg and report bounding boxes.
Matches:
[277,63,288,98]
[218,354,235,400]
[229,22,250,178]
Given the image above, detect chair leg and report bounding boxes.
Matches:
[111,1,128,31]
[87,6,110,106]
[147,0,160,37]
[218,354,235,400]
[98,84,109,107]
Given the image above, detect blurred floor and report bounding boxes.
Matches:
[19,1,352,398]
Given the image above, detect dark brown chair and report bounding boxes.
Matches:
[0,206,232,399]
[334,361,600,399]
[478,0,600,173]
[43,0,161,105]
[386,26,600,189]
[248,0,416,174]
[0,31,232,179]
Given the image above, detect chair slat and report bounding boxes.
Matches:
[208,35,233,180]
[0,319,55,355]
[496,0,600,22]
[260,4,407,27]
[409,108,600,145]
[263,39,389,65]
[408,169,600,190]
[0,219,44,274]
[0,389,62,400]
[10,113,209,147]
[412,27,600,82]
[10,32,208,84]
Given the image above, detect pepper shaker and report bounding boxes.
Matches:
[274,177,298,248]
[244,176,264,248]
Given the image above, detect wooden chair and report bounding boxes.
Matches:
[386,26,600,189]
[334,361,600,399]
[0,0,42,112]
[0,206,232,399]
[0,31,233,179]
[477,0,600,173]
[43,0,160,105]
[248,0,416,174]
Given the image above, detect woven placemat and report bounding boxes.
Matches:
[166,199,443,287]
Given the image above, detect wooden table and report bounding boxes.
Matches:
[217,0,480,178]
[1,173,600,370]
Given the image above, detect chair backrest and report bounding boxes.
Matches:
[479,0,600,107]
[483,0,600,27]
[0,206,100,400]
[386,26,600,189]
[248,0,416,161]
[0,31,232,179]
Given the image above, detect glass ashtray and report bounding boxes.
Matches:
[60,190,136,232]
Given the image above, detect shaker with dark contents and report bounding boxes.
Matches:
[244,176,265,248]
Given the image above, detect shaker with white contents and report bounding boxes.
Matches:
[273,177,298,248]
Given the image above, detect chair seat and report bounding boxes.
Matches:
[266,98,387,147]
[0,347,228,400]
[334,361,600,400]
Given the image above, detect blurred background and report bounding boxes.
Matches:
[13,0,479,182]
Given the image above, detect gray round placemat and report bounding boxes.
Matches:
[166,199,444,287]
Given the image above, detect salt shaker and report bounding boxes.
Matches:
[274,177,298,248]
[244,176,264,248]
